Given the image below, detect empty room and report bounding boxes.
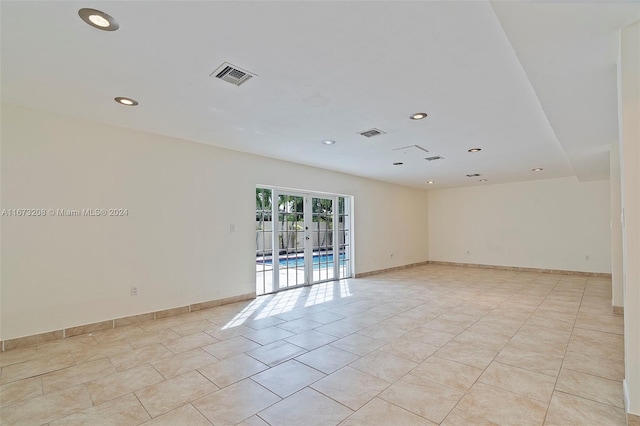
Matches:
[1,1,639,425]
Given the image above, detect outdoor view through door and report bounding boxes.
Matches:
[255,187,352,295]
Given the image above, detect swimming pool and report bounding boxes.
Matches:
[260,253,346,268]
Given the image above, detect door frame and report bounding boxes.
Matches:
[257,187,351,294]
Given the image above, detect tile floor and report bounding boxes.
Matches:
[0,264,626,425]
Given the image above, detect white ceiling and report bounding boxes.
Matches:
[2,1,638,189]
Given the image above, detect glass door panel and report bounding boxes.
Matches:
[277,193,305,289]
[311,197,335,283]
[256,188,274,295]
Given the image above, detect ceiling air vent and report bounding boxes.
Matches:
[210,62,256,86]
[358,128,386,138]
[425,156,445,161]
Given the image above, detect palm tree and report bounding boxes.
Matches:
[256,188,272,251]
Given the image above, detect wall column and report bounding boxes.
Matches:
[610,143,623,311]
[618,21,640,421]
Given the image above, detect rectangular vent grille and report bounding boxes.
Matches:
[211,62,256,86]
[358,128,386,138]
[425,156,445,161]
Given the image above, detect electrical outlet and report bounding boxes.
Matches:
[131,286,138,296]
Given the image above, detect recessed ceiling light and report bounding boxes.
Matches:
[468,148,482,153]
[114,97,138,106]
[410,112,428,120]
[322,140,335,145]
[532,168,544,172]
[479,179,488,182]
[427,181,435,184]
[393,162,404,166]
[78,8,119,31]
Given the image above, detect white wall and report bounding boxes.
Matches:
[428,178,611,273]
[0,104,428,340]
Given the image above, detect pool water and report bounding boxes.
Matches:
[262,253,346,268]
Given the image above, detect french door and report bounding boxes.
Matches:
[256,188,351,295]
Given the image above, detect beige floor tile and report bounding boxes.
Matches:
[358,323,408,341]
[329,333,385,356]
[193,378,280,425]
[162,332,217,354]
[258,387,352,426]
[453,330,510,351]
[0,376,42,407]
[456,382,547,426]
[204,324,253,341]
[379,336,439,363]
[441,408,500,426]
[140,404,212,426]
[71,341,133,364]
[422,317,472,335]
[411,356,483,392]
[283,329,337,350]
[86,364,164,405]
[495,345,563,377]
[37,335,97,357]
[109,343,172,371]
[0,347,39,368]
[135,371,219,417]
[303,309,346,325]
[91,325,147,345]
[478,361,556,402]
[567,328,624,362]
[525,312,575,332]
[251,359,325,397]
[237,415,269,426]
[311,366,390,410]
[41,358,116,394]
[379,374,464,423]
[276,317,324,334]
[435,340,498,369]
[127,329,181,349]
[0,353,75,385]
[350,350,417,383]
[245,316,286,330]
[202,336,261,360]
[242,326,295,345]
[151,348,218,379]
[545,391,626,425]
[314,320,364,338]
[246,341,307,366]
[0,385,93,426]
[49,393,150,425]
[198,353,268,388]
[555,368,623,408]
[401,327,458,348]
[138,314,195,332]
[169,320,217,337]
[295,345,359,374]
[341,397,436,426]
[562,351,624,381]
